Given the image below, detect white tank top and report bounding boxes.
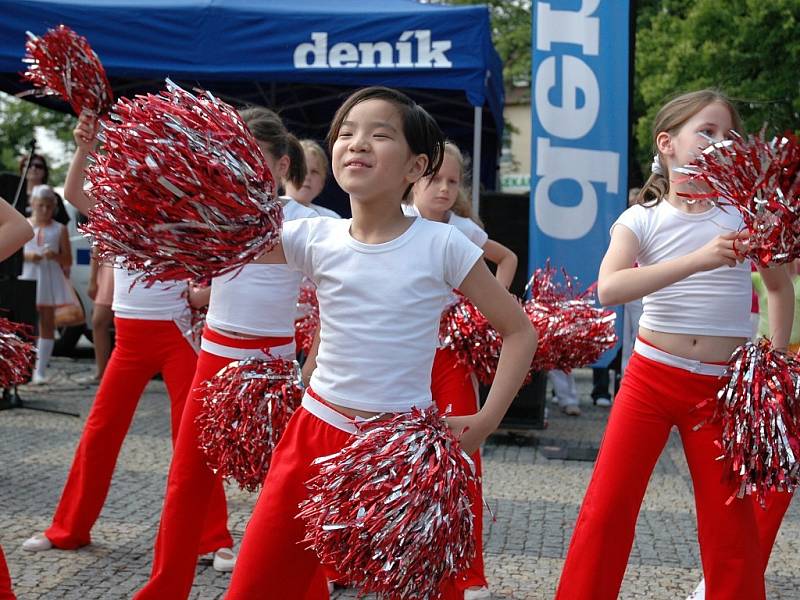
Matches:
[205,199,318,336]
[111,268,190,321]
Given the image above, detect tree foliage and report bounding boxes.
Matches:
[0,92,75,182]
[634,0,800,179]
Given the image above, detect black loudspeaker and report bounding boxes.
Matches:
[0,279,37,331]
[0,172,25,280]
[477,191,547,430]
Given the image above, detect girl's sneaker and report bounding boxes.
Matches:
[22,533,53,552]
[686,579,705,600]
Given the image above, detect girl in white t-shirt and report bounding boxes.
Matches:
[409,141,518,599]
[20,184,73,384]
[133,107,320,600]
[22,115,225,570]
[555,90,794,600]
[285,139,342,219]
[224,87,537,600]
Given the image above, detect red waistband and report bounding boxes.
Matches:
[202,325,293,349]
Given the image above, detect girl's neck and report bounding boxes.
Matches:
[32,216,52,227]
[349,194,411,244]
[665,183,713,214]
[415,202,448,223]
[26,180,38,194]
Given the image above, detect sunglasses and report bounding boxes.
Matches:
[30,163,45,170]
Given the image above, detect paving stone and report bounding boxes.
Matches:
[1,360,798,599]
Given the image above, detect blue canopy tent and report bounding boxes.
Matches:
[0,0,504,216]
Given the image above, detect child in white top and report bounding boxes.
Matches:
[20,184,72,384]
[555,90,794,600]
[224,86,537,600]
[285,139,342,219]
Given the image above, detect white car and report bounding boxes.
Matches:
[55,193,96,353]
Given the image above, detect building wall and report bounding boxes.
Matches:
[500,86,531,193]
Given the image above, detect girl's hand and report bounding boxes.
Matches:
[691,230,748,272]
[74,112,99,153]
[43,248,57,260]
[446,412,495,456]
[26,252,42,263]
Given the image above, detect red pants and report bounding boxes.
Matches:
[226,396,464,600]
[0,546,14,600]
[555,350,766,600]
[755,490,793,571]
[135,329,293,600]
[44,318,228,553]
[431,348,486,592]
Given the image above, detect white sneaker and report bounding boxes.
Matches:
[464,587,491,600]
[212,547,236,572]
[22,533,53,552]
[74,373,100,384]
[327,580,334,594]
[30,373,49,386]
[595,396,612,407]
[686,579,705,600]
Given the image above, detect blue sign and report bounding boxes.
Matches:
[529,0,630,366]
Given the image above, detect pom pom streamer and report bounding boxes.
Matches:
[677,132,800,266]
[298,406,477,600]
[0,317,35,388]
[195,356,303,492]
[22,25,113,115]
[695,338,800,506]
[294,278,319,355]
[438,294,502,385]
[81,79,282,286]
[523,264,617,372]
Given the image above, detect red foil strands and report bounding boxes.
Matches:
[294,278,319,355]
[81,79,282,286]
[0,317,35,387]
[22,25,113,115]
[524,264,617,372]
[438,294,502,385]
[695,338,800,506]
[298,406,477,600]
[195,356,303,492]
[677,132,800,266]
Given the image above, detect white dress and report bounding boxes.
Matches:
[19,220,73,306]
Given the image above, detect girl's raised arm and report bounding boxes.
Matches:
[756,263,794,351]
[64,112,99,216]
[452,259,537,455]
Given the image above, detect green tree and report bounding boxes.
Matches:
[0,91,75,182]
[634,0,800,180]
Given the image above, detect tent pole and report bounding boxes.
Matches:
[471,105,482,217]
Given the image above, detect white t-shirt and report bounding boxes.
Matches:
[206,199,317,336]
[310,203,342,219]
[112,268,189,321]
[612,200,751,337]
[403,204,488,248]
[282,216,483,412]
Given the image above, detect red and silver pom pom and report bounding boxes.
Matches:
[524,264,617,372]
[195,356,303,492]
[22,25,113,115]
[299,406,477,600]
[439,293,502,385]
[696,338,800,506]
[678,132,800,265]
[0,317,35,388]
[81,79,282,286]
[294,278,319,355]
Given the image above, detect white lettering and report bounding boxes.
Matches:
[415,30,453,68]
[534,138,619,239]
[357,42,394,68]
[536,0,601,56]
[534,55,600,139]
[293,32,327,68]
[329,42,359,68]
[396,31,415,68]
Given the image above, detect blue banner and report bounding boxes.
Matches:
[529,0,630,366]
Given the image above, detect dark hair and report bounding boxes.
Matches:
[327,86,445,200]
[19,153,49,183]
[239,107,307,188]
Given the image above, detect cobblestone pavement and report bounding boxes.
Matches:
[1,357,798,599]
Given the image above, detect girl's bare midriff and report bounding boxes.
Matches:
[639,326,746,363]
